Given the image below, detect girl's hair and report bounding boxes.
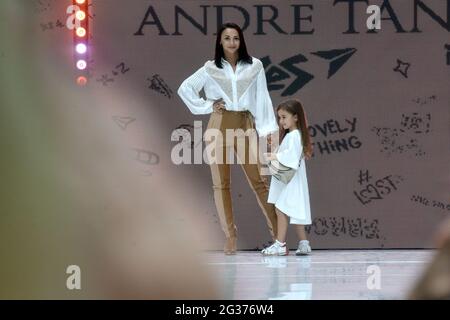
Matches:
[214,23,252,68]
[276,99,313,160]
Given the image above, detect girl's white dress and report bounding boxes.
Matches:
[267,129,312,225]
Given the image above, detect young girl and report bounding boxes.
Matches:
[262,99,313,256]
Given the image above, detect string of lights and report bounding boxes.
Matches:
[71,0,89,86]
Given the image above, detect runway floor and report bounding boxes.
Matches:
[204,250,435,300]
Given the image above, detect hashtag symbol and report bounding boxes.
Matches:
[358,170,372,185]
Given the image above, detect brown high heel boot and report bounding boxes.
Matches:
[224,236,237,255]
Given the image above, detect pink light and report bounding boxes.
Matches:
[76,43,87,54]
[76,60,87,70]
[77,76,88,86]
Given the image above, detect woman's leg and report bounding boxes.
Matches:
[237,113,278,240]
[210,160,236,252]
[206,111,237,254]
[240,160,278,240]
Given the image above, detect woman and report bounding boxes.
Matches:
[177,22,279,254]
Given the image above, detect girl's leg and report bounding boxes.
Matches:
[294,225,308,241]
[275,207,289,243]
[261,207,289,255]
[294,224,311,255]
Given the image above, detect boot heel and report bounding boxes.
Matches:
[224,236,237,255]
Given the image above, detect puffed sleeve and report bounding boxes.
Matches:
[254,67,279,137]
[177,66,214,115]
[276,132,303,169]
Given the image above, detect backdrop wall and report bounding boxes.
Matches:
[37,0,450,249]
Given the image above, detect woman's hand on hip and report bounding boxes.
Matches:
[267,132,278,152]
[213,98,225,113]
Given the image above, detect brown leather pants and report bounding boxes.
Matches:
[205,109,278,253]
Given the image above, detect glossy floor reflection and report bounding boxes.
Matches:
[205,250,435,300]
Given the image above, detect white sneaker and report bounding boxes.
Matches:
[261,240,288,256]
[296,240,311,255]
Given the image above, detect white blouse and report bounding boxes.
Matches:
[177,57,278,137]
[268,129,312,225]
